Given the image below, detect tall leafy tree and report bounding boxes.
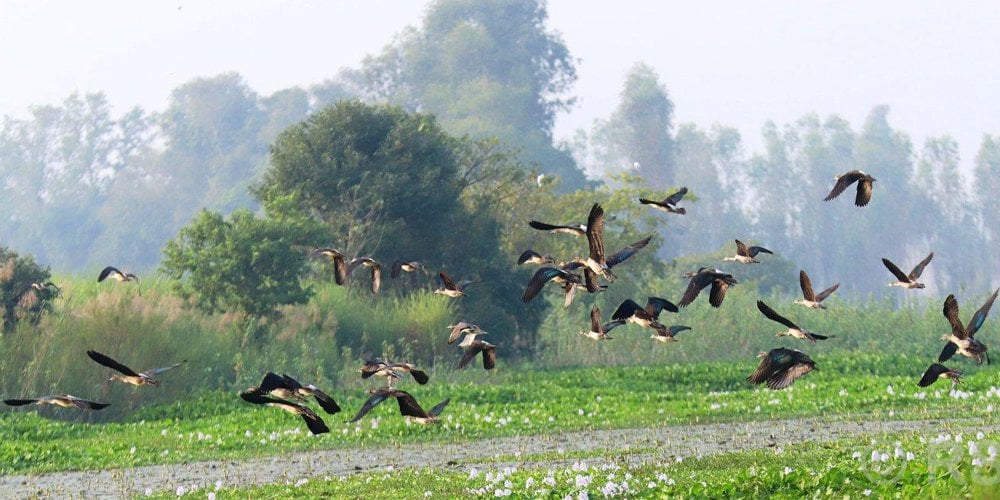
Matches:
[349,0,587,188]
[588,62,676,184]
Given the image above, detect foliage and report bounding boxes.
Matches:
[160,206,325,318]
[0,246,55,332]
[348,0,588,189]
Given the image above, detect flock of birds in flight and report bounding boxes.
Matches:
[3,169,997,434]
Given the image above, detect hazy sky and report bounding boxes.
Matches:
[3,0,999,170]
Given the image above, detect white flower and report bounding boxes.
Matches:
[130,446,136,455]
[906,452,915,461]
[175,485,187,496]
[144,488,153,497]
[578,409,584,416]
[207,493,216,500]
[295,478,308,487]
[782,466,793,475]
[710,403,721,410]
[575,474,592,488]
[886,385,895,396]
[525,477,535,488]
[839,388,848,397]
[424,491,432,498]
[601,481,619,496]
[648,481,657,488]
[863,489,872,496]
[543,475,556,487]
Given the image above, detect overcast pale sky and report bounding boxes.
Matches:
[2,0,998,170]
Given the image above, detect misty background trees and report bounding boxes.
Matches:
[1,0,997,333]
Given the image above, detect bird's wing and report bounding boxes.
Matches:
[69,397,111,410]
[638,197,663,207]
[448,323,470,345]
[390,260,403,278]
[942,294,968,340]
[854,178,874,206]
[606,234,654,269]
[665,187,688,205]
[938,341,959,362]
[300,409,330,435]
[815,283,840,303]
[679,272,714,307]
[482,345,497,370]
[97,266,120,282]
[767,363,813,390]
[521,267,562,303]
[371,265,381,294]
[799,270,816,301]
[333,256,348,285]
[409,368,430,385]
[86,350,140,377]
[611,299,642,321]
[747,353,778,385]
[583,268,600,293]
[457,344,484,369]
[394,391,430,418]
[823,172,862,201]
[748,246,773,257]
[256,372,289,393]
[881,258,911,282]
[3,398,39,406]
[708,279,731,308]
[756,300,799,330]
[586,203,606,262]
[428,399,451,417]
[529,221,575,232]
[311,388,341,414]
[734,240,748,257]
[918,363,949,387]
[645,297,678,318]
[966,288,999,337]
[590,306,603,333]
[908,252,934,281]
[347,391,391,422]
[439,271,457,289]
[143,360,187,377]
[517,250,539,265]
[562,281,577,308]
[240,390,287,406]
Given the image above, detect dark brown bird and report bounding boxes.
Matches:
[517,250,555,266]
[823,170,876,207]
[611,297,678,329]
[348,257,382,294]
[98,266,140,295]
[307,248,349,285]
[882,252,933,289]
[794,270,840,309]
[747,348,816,390]
[939,289,998,365]
[457,339,497,370]
[251,372,341,414]
[347,388,450,424]
[724,239,773,264]
[639,186,688,214]
[86,350,185,387]
[521,266,582,303]
[4,395,109,411]
[360,360,430,387]
[390,260,426,279]
[528,220,586,236]
[239,390,329,435]
[918,363,961,387]
[756,301,832,343]
[678,268,738,308]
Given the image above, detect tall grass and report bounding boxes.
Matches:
[1,271,991,423]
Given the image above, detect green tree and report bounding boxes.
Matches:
[587,62,676,184]
[160,205,325,319]
[350,0,587,189]
[0,246,55,333]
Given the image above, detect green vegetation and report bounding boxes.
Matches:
[2,350,1000,476]
[201,431,1000,498]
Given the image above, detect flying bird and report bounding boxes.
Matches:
[606,234,655,270]
[579,305,621,340]
[882,253,933,289]
[360,360,430,387]
[390,260,426,279]
[639,187,688,215]
[939,289,998,365]
[307,248,349,285]
[250,372,341,414]
[98,266,140,295]
[678,268,738,308]
[86,350,186,387]
[724,240,773,264]
[447,322,489,346]
[521,266,581,303]
[611,297,678,329]
[747,348,816,390]
[3,395,109,411]
[528,220,586,237]
[239,390,329,435]
[823,170,876,207]
[650,324,693,343]
[576,203,614,282]
[756,300,832,343]
[434,271,479,298]
[348,388,449,425]
[348,257,382,294]
[793,270,840,309]
[456,339,497,370]
[517,249,555,266]
[918,363,961,388]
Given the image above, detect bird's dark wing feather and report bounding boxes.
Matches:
[799,270,816,301]
[665,187,688,205]
[439,271,457,289]
[586,203,606,262]
[881,258,910,282]
[708,280,730,308]
[855,178,874,206]
[86,350,139,377]
[967,288,999,337]
[312,389,341,414]
[679,272,713,307]
[482,345,497,370]
[767,363,813,390]
[522,267,563,303]
[645,297,678,318]
[428,399,451,417]
[97,266,120,282]
[347,392,391,423]
[457,344,483,369]
[756,301,799,330]
[939,342,959,362]
[815,283,840,303]
[734,240,748,257]
[918,363,950,387]
[943,294,968,339]
[748,246,773,257]
[824,172,862,201]
[612,299,643,321]
[395,391,429,418]
[606,234,653,269]
[908,252,934,281]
